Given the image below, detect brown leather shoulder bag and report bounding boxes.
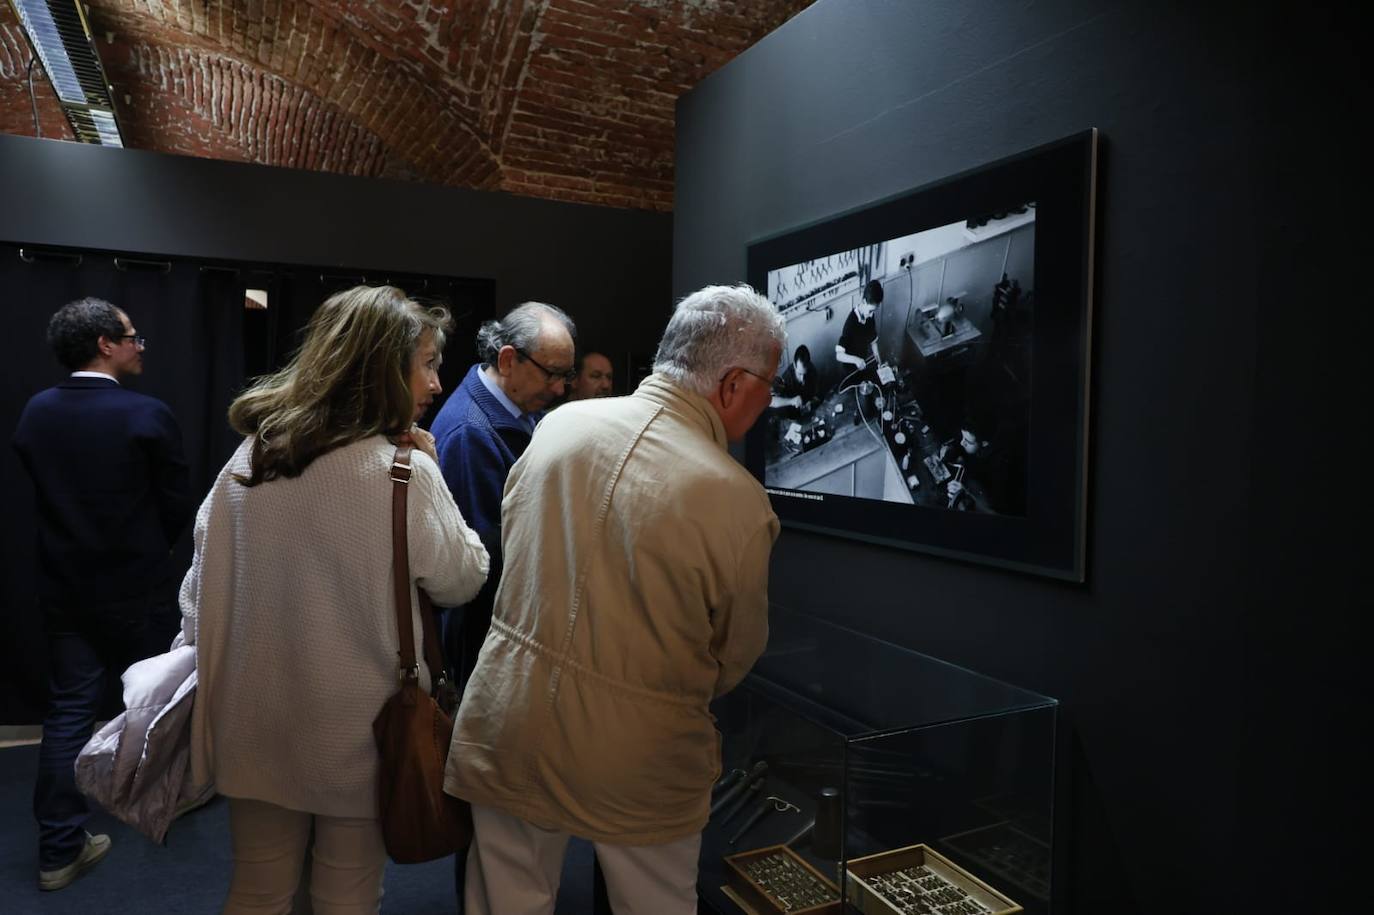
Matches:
[372,445,472,863]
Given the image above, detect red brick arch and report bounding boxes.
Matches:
[3,0,814,210]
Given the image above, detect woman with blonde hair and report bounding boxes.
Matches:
[180,285,489,913]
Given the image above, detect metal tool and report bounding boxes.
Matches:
[718,778,763,827]
[710,760,766,817]
[711,767,746,798]
[729,795,800,845]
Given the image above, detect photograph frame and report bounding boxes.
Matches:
[745,129,1098,582]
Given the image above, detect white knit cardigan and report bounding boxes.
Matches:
[181,436,489,818]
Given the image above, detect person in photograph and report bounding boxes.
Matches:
[941,427,984,511]
[942,423,1024,514]
[770,344,819,414]
[446,283,783,915]
[180,285,490,913]
[939,426,984,471]
[13,297,192,891]
[568,348,615,400]
[835,278,890,426]
[835,278,884,375]
[945,416,1025,515]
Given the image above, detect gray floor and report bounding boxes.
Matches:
[0,743,595,914]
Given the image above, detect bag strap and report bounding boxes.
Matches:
[417,589,446,690]
[390,445,448,692]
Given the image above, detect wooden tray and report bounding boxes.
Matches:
[845,843,1022,915]
[723,843,842,915]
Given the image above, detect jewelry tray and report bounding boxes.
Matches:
[845,843,1022,915]
[723,843,842,915]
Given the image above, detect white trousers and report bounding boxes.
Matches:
[464,803,702,915]
[223,798,386,915]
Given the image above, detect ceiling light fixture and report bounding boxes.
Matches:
[6,0,124,147]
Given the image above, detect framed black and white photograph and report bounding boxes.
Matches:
[745,129,1098,580]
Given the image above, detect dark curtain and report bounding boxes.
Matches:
[265,269,495,429]
[418,275,496,427]
[2,247,494,723]
[1,246,246,724]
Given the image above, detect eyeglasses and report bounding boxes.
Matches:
[515,347,577,385]
[117,334,147,347]
[720,366,775,386]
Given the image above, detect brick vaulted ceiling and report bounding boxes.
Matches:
[1,0,812,210]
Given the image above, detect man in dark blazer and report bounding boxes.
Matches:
[12,297,191,891]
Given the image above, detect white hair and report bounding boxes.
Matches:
[476,301,576,364]
[652,284,785,396]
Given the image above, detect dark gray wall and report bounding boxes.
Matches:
[0,133,672,362]
[675,1,1364,913]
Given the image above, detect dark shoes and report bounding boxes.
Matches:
[38,832,111,891]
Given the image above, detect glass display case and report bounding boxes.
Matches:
[699,605,1057,915]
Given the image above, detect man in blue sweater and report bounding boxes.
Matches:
[430,301,577,689]
[13,298,191,891]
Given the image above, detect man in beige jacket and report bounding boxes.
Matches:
[445,283,784,915]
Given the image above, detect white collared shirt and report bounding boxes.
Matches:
[71,371,119,384]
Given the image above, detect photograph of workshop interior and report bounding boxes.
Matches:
[761,204,1035,515]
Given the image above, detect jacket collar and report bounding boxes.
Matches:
[462,364,538,434]
[632,373,728,450]
[58,375,121,389]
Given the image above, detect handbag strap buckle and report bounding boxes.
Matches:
[399,662,420,682]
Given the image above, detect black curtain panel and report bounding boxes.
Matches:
[418,276,496,427]
[2,244,493,724]
[266,269,494,428]
[0,245,247,724]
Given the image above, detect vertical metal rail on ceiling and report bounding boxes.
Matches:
[7,0,124,146]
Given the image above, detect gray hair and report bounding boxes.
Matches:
[652,284,785,397]
[476,301,576,364]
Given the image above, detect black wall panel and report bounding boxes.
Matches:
[0,133,672,369]
[674,1,1365,912]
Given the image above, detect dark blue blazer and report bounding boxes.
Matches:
[12,376,192,606]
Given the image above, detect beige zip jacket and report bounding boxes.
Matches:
[445,374,779,844]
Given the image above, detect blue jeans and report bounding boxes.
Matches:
[33,597,179,869]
